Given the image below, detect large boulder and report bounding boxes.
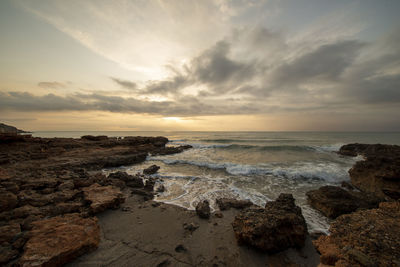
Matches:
[232,194,307,253]
[216,198,253,210]
[338,144,400,199]
[18,213,100,266]
[306,186,382,218]
[82,183,125,214]
[196,200,211,219]
[313,201,400,266]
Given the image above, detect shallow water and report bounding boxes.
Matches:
[34,131,400,233]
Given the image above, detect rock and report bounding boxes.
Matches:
[81,135,108,141]
[216,198,253,210]
[82,183,125,214]
[0,245,19,264]
[40,202,83,216]
[144,178,156,191]
[131,188,154,200]
[338,143,400,199]
[196,200,211,219]
[306,186,382,218]
[143,164,160,175]
[183,222,199,233]
[313,201,400,266]
[0,223,21,244]
[1,181,19,194]
[214,212,223,218]
[0,189,18,212]
[109,171,144,188]
[58,180,75,191]
[18,213,100,266]
[21,178,59,190]
[11,205,42,219]
[232,194,307,253]
[341,181,354,190]
[156,184,165,193]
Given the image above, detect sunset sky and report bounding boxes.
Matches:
[1,0,399,131]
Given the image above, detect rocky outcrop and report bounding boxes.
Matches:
[143,164,160,175]
[306,186,382,218]
[338,143,400,199]
[0,123,27,134]
[196,200,211,219]
[216,198,253,210]
[82,183,125,214]
[0,133,190,266]
[19,214,100,266]
[313,201,400,266]
[232,194,307,253]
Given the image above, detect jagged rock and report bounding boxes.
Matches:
[341,181,354,190]
[58,180,75,191]
[306,186,382,218]
[0,189,18,212]
[313,201,400,266]
[18,213,100,266]
[1,181,19,194]
[21,178,59,190]
[338,143,400,199]
[81,135,108,141]
[143,165,160,175]
[108,171,144,188]
[144,178,156,191]
[10,205,42,219]
[183,222,199,233]
[216,198,253,210]
[0,245,19,264]
[131,188,154,200]
[82,183,125,214]
[153,145,192,155]
[0,222,21,244]
[196,200,210,219]
[40,202,83,216]
[232,194,307,253]
[156,184,165,193]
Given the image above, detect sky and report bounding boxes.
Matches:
[0,0,399,131]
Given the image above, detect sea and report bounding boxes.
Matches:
[33,131,400,233]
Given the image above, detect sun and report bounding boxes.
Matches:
[163,117,182,122]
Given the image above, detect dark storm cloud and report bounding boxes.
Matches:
[269,40,366,88]
[38,81,66,89]
[138,40,257,96]
[110,77,137,90]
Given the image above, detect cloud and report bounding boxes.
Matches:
[38,81,66,89]
[268,40,366,88]
[0,91,259,116]
[110,77,137,90]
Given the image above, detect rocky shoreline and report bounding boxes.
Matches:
[1,133,399,266]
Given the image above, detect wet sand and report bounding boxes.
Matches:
[69,192,320,267]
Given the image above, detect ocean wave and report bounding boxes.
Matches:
[199,138,301,143]
[149,157,350,181]
[170,140,343,153]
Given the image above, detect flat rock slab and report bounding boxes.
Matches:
[82,183,125,214]
[19,213,100,266]
[314,201,400,266]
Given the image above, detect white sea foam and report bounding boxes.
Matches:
[148,157,351,181]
